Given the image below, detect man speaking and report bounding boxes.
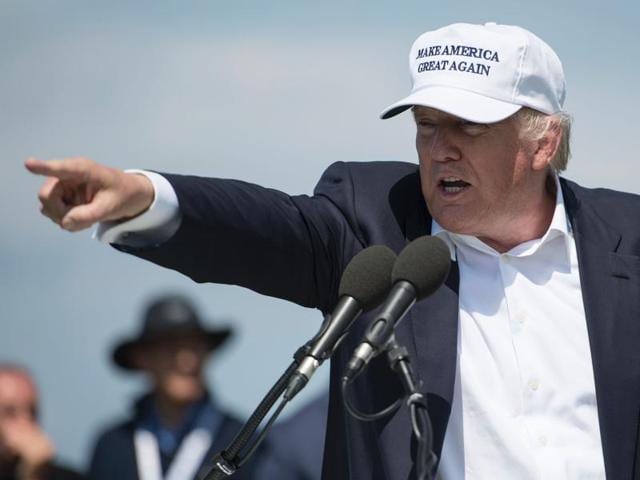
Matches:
[26,22,639,479]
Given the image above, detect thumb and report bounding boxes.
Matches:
[60,198,111,231]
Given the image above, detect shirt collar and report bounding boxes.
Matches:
[431,174,571,260]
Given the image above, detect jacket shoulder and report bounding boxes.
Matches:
[314,161,419,195]
[92,418,134,445]
[563,178,640,225]
[312,161,423,248]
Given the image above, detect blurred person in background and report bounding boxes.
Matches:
[87,294,262,480]
[0,365,84,480]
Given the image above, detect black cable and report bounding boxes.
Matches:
[410,403,422,439]
[411,404,429,480]
[224,360,298,460]
[409,398,437,480]
[341,375,403,422]
[236,396,289,467]
[200,360,299,479]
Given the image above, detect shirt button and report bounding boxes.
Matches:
[539,435,548,447]
[514,312,526,324]
[528,379,540,391]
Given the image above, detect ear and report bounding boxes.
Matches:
[531,119,562,171]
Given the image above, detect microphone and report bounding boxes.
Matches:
[344,236,450,382]
[285,245,396,400]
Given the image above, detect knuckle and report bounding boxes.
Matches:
[79,156,93,166]
[75,157,94,180]
[38,177,57,197]
[72,156,88,168]
[37,186,52,203]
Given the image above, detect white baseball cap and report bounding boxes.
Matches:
[380,22,566,123]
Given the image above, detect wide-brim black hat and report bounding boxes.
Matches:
[112,294,232,371]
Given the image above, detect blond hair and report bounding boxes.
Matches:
[516,107,572,172]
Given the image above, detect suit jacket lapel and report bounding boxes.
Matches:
[563,180,640,480]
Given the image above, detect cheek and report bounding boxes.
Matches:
[491,151,529,194]
[416,143,433,190]
[418,163,434,204]
[471,143,520,186]
[415,133,430,162]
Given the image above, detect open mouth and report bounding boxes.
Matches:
[438,176,471,194]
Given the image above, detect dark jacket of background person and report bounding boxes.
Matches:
[88,394,254,480]
[0,465,83,480]
[114,161,640,479]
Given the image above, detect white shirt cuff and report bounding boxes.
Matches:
[94,170,181,246]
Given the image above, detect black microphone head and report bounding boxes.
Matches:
[338,245,396,311]
[392,236,451,300]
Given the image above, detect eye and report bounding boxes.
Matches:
[415,118,437,133]
[459,121,489,136]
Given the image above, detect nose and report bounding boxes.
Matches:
[428,126,462,163]
[175,348,200,372]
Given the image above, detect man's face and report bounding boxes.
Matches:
[134,336,209,405]
[0,372,38,461]
[414,106,540,239]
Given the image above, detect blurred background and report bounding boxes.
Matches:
[2,0,638,471]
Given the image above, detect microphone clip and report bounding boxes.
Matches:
[199,452,237,479]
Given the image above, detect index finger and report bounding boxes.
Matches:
[25,157,92,181]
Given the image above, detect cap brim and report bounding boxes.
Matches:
[380,86,521,123]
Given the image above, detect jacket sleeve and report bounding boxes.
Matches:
[115,162,364,314]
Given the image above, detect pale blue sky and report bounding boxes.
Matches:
[3,0,638,470]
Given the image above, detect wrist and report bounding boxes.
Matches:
[121,172,155,219]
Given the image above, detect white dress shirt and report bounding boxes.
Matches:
[435,176,605,479]
[98,172,607,479]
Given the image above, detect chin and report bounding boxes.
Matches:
[177,393,203,405]
[165,380,204,404]
[430,209,477,235]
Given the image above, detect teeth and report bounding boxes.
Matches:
[443,186,465,193]
[442,176,462,182]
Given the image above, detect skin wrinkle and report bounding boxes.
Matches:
[412,106,560,253]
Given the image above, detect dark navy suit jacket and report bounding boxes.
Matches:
[121,161,640,479]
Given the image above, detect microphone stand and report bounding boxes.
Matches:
[198,343,310,480]
[385,334,437,480]
[342,334,438,480]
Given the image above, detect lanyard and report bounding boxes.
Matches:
[134,428,212,480]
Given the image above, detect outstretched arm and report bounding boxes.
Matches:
[27,157,363,313]
[117,171,361,312]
